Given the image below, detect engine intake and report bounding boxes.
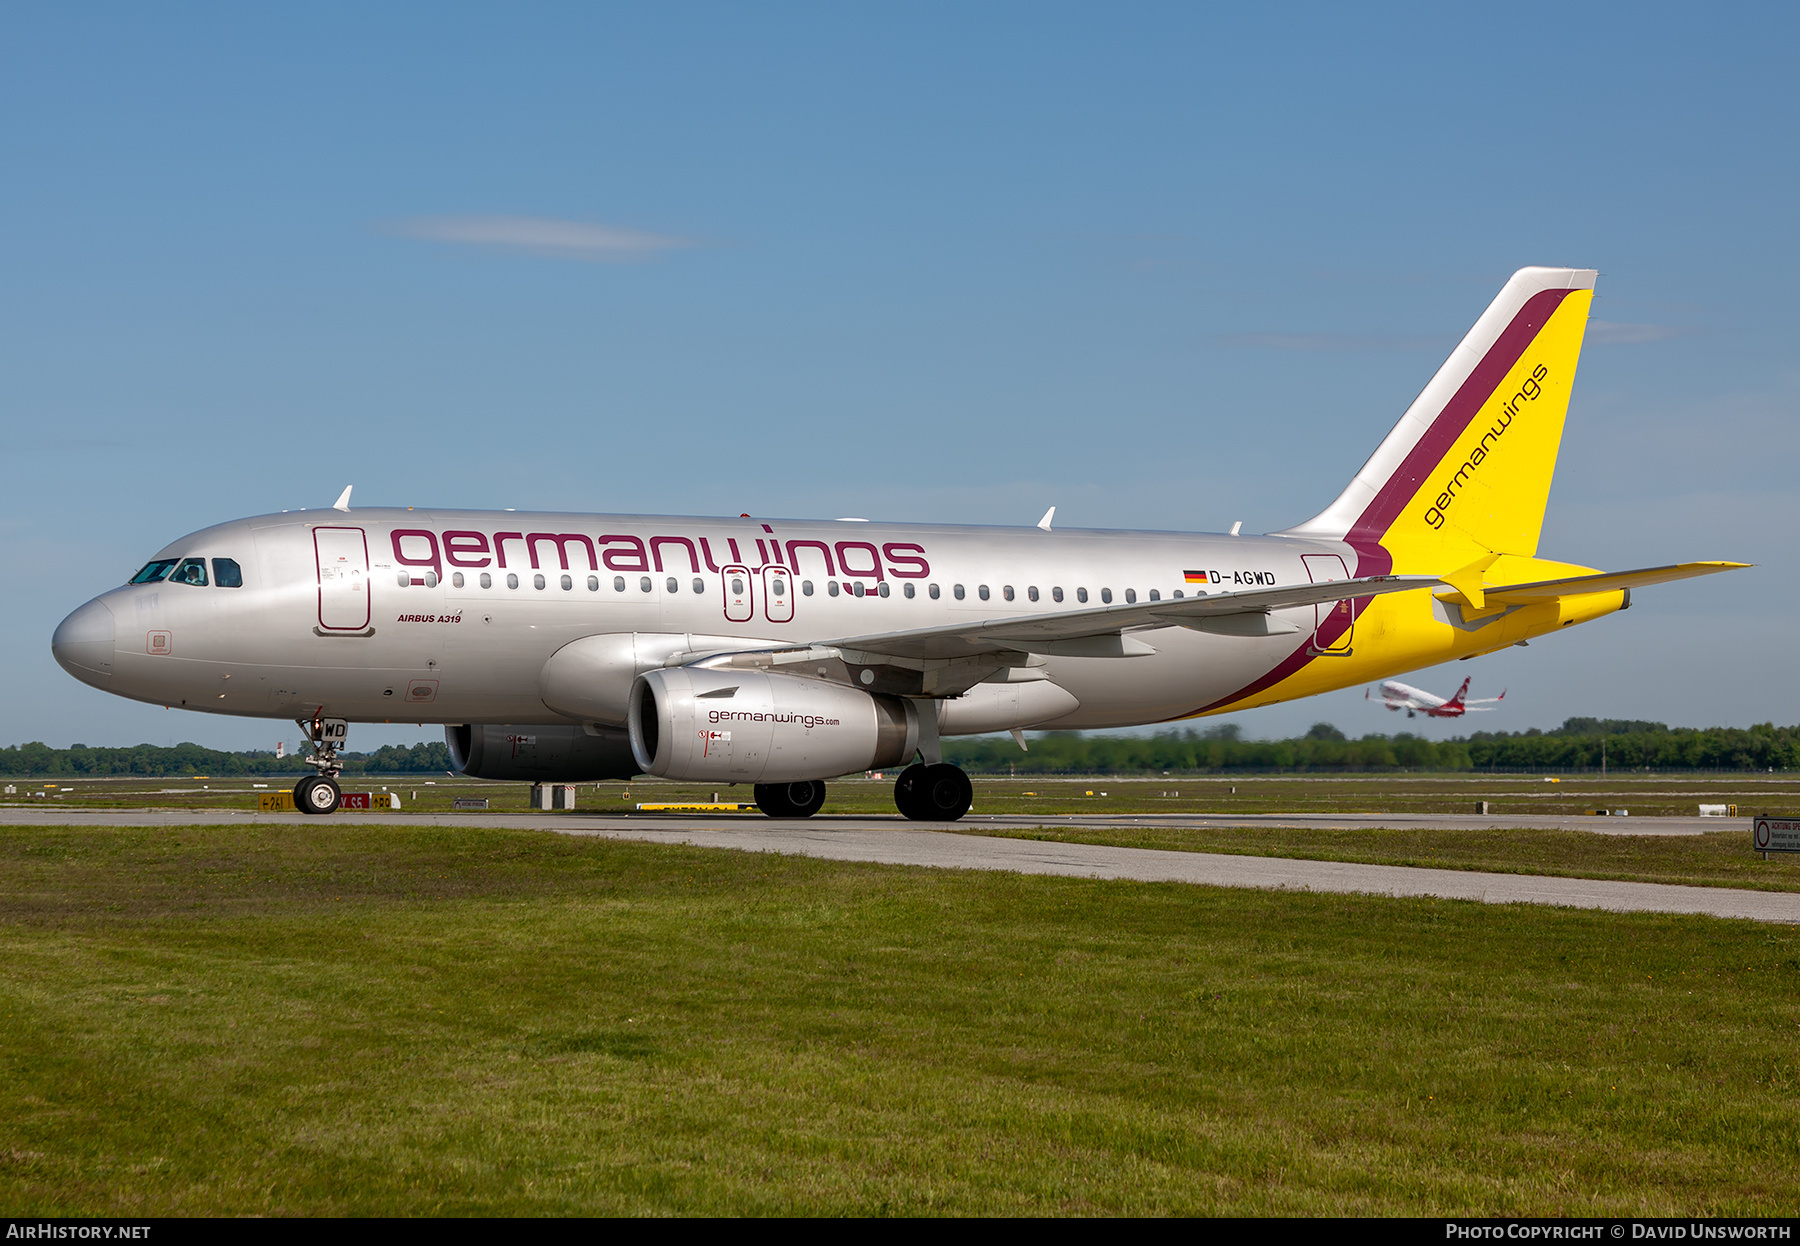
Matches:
[446,723,638,782]
[629,668,917,782]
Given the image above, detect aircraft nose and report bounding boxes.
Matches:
[52,598,117,689]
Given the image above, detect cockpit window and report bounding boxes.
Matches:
[129,559,179,585]
[212,558,243,588]
[168,558,208,587]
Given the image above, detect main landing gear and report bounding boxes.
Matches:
[754,779,828,819]
[292,713,347,816]
[893,763,973,822]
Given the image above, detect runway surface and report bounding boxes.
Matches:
[3,806,1789,923]
[0,806,1739,836]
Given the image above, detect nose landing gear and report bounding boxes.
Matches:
[292,713,349,816]
[893,763,972,821]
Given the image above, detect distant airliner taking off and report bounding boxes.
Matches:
[52,268,1747,820]
[1370,677,1504,719]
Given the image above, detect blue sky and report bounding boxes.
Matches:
[5,3,1796,751]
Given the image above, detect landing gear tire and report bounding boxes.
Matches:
[295,774,341,816]
[894,763,972,821]
[754,780,827,819]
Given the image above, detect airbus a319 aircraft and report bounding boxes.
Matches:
[1369,676,1504,719]
[52,267,1746,820]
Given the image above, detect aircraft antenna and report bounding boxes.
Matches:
[1037,507,1055,532]
[332,485,353,513]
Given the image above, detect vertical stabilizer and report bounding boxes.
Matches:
[1279,267,1596,574]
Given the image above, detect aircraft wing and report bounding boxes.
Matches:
[821,574,1438,662]
[1461,561,1749,607]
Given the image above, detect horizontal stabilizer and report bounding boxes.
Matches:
[1445,561,1750,607]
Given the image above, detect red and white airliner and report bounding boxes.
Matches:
[1369,677,1504,719]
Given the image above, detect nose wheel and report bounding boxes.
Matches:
[293,712,348,815]
[754,780,827,819]
[893,763,972,821]
[294,774,342,816]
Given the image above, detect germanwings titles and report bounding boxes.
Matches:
[51,267,1747,820]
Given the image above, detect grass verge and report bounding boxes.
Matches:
[956,824,1800,894]
[3,822,1798,1214]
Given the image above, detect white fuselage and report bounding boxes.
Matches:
[53,508,1367,732]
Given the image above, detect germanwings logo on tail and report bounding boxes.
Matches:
[1421,363,1550,531]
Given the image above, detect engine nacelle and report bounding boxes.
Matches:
[539,632,783,726]
[446,723,638,782]
[629,667,918,782]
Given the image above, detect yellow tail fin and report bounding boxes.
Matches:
[1281,267,1596,575]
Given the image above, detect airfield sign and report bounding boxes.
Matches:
[1752,817,1800,854]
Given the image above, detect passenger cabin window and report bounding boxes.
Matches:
[929,583,940,600]
[828,581,840,597]
[507,573,519,589]
[640,576,653,593]
[452,572,465,589]
[953,584,965,600]
[802,580,814,596]
[1173,590,1184,598]
[561,574,573,591]
[614,576,625,592]
[903,583,915,599]
[588,576,600,591]
[1124,588,1136,604]
[1148,589,1160,601]
[169,558,208,587]
[667,577,679,593]
[693,577,705,594]
[1002,585,1014,602]
[877,582,890,598]
[1027,586,1039,602]
[211,558,243,588]
[533,574,546,590]
[480,573,492,589]
[1101,588,1113,604]
[129,559,179,585]
[1053,587,1064,603]
[852,581,864,597]
[978,585,990,601]
[1076,588,1088,603]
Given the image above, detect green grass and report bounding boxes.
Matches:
[960,824,1800,893]
[4,823,1800,1214]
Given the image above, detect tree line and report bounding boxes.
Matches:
[4,719,1796,777]
[944,719,1800,774]
[0,740,454,778]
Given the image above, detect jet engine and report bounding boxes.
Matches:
[539,632,781,726]
[446,723,638,782]
[629,667,919,782]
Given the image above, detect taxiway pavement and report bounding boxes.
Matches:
[2,806,1788,923]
